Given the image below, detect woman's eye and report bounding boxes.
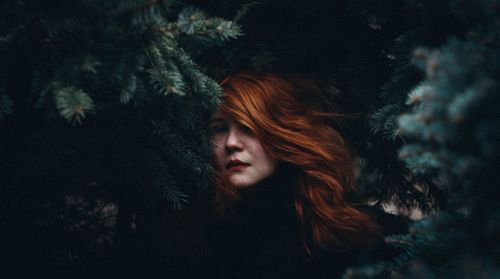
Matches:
[238,124,253,134]
[211,125,227,134]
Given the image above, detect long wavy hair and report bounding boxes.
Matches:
[213,72,379,254]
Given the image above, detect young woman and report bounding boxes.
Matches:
[206,72,384,278]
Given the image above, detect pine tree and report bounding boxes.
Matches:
[344,0,500,277]
[0,0,240,277]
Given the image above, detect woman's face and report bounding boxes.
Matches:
[211,116,276,188]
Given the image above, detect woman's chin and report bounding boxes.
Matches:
[229,180,255,189]
[228,175,258,188]
[226,170,276,188]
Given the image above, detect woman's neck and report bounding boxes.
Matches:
[233,167,296,219]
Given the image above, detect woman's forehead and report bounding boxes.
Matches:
[212,102,253,126]
[211,113,250,128]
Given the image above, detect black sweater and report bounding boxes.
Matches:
[195,177,407,279]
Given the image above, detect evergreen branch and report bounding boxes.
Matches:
[54,86,95,125]
[119,73,137,104]
[163,185,189,210]
[145,44,185,96]
[177,6,207,35]
[152,168,189,210]
[173,46,222,103]
[384,237,416,247]
[368,103,402,140]
[176,6,242,44]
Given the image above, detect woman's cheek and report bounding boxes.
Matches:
[212,140,226,170]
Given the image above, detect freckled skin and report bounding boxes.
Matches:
[212,118,276,188]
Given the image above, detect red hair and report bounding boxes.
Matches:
[213,72,379,254]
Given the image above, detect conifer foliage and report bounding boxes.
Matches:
[345,0,500,277]
[0,0,240,277]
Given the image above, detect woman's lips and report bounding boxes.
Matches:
[226,160,250,171]
[227,164,249,171]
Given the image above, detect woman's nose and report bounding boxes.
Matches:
[225,127,244,151]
